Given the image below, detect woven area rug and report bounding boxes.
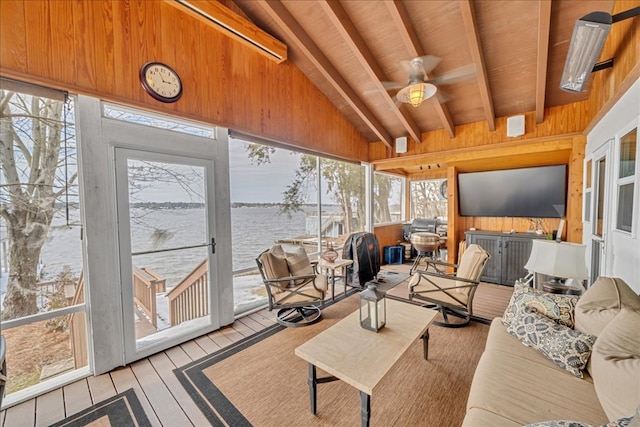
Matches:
[175,295,489,426]
[50,389,151,427]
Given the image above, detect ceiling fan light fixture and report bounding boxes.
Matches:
[397,83,437,107]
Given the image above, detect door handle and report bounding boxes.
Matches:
[211,237,216,254]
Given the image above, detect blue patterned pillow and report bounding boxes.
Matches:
[507,306,596,378]
[502,283,578,328]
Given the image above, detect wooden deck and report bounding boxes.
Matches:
[0,263,513,427]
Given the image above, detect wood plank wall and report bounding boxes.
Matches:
[373,224,404,264]
[585,0,640,132]
[0,0,369,162]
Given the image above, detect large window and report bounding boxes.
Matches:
[228,136,370,314]
[616,127,637,233]
[373,172,404,225]
[410,178,448,220]
[320,158,366,247]
[0,81,87,400]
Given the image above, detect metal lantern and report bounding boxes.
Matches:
[359,282,386,332]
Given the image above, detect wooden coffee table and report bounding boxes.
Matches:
[295,299,437,427]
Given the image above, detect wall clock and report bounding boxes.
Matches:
[139,62,183,103]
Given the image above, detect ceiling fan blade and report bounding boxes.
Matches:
[435,90,452,104]
[399,55,441,76]
[381,81,406,91]
[426,64,476,85]
[419,55,442,74]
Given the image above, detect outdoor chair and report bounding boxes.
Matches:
[408,244,490,327]
[256,245,327,327]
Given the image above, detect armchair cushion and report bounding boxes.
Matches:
[408,273,470,308]
[273,284,325,304]
[259,251,291,293]
[285,247,314,285]
[456,244,490,293]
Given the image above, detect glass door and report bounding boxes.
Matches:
[115,148,217,362]
[589,142,612,283]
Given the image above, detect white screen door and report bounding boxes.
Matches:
[115,148,218,362]
[589,142,612,283]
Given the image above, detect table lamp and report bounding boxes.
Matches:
[524,240,589,293]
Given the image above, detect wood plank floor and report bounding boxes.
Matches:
[0,262,514,427]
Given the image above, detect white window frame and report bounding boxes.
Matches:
[613,120,639,237]
[372,170,406,226]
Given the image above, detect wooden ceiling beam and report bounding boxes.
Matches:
[385,0,456,139]
[255,0,393,149]
[164,0,287,63]
[459,0,496,131]
[319,0,422,146]
[535,1,552,124]
[373,133,579,172]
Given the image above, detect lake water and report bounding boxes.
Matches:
[1,206,323,312]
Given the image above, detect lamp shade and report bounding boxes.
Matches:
[524,240,588,280]
[396,83,437,107]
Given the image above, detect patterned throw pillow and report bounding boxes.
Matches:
[502,282,579,328]
[507,307,596,378]
[524,417,634,427]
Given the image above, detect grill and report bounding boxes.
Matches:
[406,218,447,275]
[410,217,439,234]
[410,232,441,253]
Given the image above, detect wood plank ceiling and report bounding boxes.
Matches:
[231,0,615,151]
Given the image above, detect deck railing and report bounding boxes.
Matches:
[166,259,208,326]
[68,274,87,369]
[132,267,166,329]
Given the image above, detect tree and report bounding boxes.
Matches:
[0,90,77,320]
[410,179,447,219]
[244,143,393,238]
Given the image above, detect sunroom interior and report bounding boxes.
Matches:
[0,0,639,425]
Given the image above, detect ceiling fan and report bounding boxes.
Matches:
[380,56,476,107]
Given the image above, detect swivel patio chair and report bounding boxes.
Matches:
[408,244,490,327]
[256,245,327,327]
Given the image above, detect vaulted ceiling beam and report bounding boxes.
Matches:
[535,0,552,124]
[385,0,456,138]
[319,0,422,146]
[459,0,496,131]
[256,0,394,149]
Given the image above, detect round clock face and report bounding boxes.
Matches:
[139,62,183,103]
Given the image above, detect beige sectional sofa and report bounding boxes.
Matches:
[463,277,640,426]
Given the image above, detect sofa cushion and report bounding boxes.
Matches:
[502,283,578,328]
[590,309,640,421]
[575,277,640,337]
[466,348,608,425]
[507,307,596,378]
[485,319,594,379]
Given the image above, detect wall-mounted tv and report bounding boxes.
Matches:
[457,165,567,218]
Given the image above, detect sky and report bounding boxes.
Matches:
[228,139,318,204]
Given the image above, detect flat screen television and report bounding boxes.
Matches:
[457,165,567,218]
